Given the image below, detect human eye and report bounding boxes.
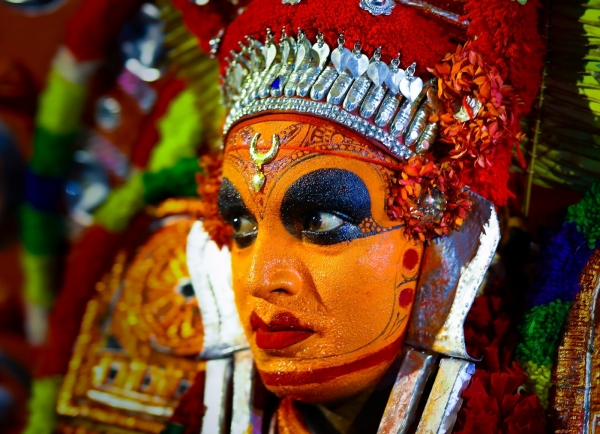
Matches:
[217,179,258,248]
[297,209,361,245]
[232,215,257,236]
[230,215,258,248]
[280,169,373,245]
[303,211,345,233]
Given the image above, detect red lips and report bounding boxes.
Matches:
[250,311,314,350]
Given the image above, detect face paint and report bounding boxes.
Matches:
[219,115,424,404]
[218,178,258,248]
[280,168,396,245]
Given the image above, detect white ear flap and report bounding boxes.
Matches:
[187,221,249,358]
[405,191,500,360]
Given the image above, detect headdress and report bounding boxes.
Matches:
[174,0,544,241]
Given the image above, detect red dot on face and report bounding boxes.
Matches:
[403,249,419,270]
[398,288,414,308]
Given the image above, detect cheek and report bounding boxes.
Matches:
[230,250,254,323]
[306,234,405,336]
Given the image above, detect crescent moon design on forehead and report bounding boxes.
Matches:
[249,132,280,192]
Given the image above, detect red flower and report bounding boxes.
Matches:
[385,42,524,240]
[453,365,545,434]
[464,295,516,373]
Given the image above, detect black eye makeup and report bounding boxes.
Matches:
[218,178,258,248]
[280,168,375,245]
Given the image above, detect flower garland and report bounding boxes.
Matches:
[515,183,600,409]
[386,43,522,239]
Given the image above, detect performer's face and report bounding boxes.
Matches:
[219,116,423,404]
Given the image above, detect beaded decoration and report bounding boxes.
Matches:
[222,29,431,162]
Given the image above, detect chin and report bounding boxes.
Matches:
[257,357,395,405]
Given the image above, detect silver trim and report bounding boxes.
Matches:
[416,357,475,434]
[377,347,437,434]
[407,191,500,359]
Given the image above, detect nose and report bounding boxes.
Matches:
[243,232,311,303]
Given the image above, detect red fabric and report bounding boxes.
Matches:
[36,215,151,378]
[130,77,186,169]
[172,0,459,74]
[174,0,544,107]
[219,0,454,76]
[65,0,145,61]
[464,0,545,115]
[171,0,243,54]
[453,365,545,434]
[168,370,206,434]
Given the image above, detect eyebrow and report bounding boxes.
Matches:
[217,178,254,220]
[280,168,373,225]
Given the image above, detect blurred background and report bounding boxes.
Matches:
[0,0,598,433]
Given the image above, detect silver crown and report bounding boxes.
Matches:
[222,28,441,161]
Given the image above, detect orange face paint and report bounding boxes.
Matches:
[219,115,424,404]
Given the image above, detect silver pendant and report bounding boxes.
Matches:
[374,93,401,127]
[399,63,423,102]
[360,85,386,119]
[367,48,389,87]
[296,66,322,97]
[385,57,406,95]
[282,0,303,4]
[390,97,420,137]
[328,71,355,104]
[405,104,432,148]
[347,42,369,78]
[209,29,224,58]
[294,30,312,68]
[331,34,351,73]
[401,76,423,102]
[359,0,396,16]
[312,33,331,68]
[311,66,339,101]
[263,30,278,70]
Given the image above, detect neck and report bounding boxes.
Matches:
[316,387,376,433]
[274,358,403,433]
[277,379,398,434]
